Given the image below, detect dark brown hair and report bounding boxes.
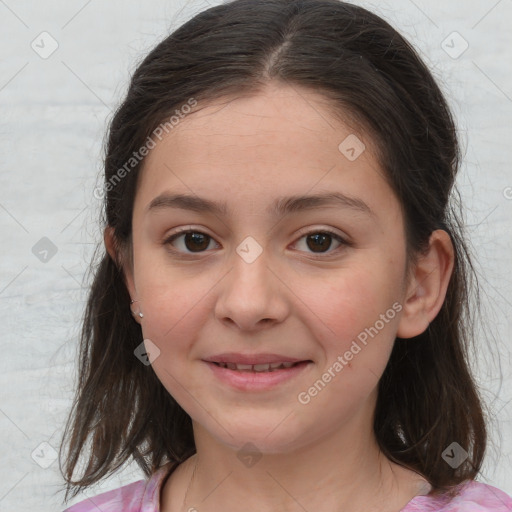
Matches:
[60,0,488,502]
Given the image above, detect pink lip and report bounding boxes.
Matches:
[204,360,312,391]
[203,353,306,365]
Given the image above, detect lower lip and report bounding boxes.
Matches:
[204,361,312,391]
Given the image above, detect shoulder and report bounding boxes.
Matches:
[404,481,512,511]
[62,464,173,512]
[62,480,147,512]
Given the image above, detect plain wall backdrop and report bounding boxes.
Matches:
[0,0,511,510]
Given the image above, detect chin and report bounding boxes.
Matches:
[207,414,312,455]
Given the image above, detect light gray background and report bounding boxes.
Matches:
[0,0,511,510]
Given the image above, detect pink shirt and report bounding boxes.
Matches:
[63,463,512,512]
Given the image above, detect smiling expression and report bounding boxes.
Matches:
[123,82,412,453]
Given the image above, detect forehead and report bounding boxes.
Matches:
[135,82,399,224]
[146,83,372,164]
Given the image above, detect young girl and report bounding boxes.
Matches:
[59,0,512,510]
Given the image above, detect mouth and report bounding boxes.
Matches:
[210,361,305,372]
[203,358,312,391]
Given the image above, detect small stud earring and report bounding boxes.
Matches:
[130,299,144,319]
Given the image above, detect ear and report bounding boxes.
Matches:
[104,226,142,325]
[396,229,455,339]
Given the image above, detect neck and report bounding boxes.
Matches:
[166,418,429,512]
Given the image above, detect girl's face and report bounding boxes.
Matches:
[125,82,414,453]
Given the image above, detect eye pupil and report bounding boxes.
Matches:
[168,230,343,256]
[185,232,210,252]
[306,233,332,253]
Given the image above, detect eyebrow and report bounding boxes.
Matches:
[146,192,375,218]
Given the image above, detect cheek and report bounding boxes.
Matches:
[133,259,210,354]
[318,264,396,328]
[294,270,400,414]
[139,287,208,353]
[308,263,402,369]
[138,296,211,406]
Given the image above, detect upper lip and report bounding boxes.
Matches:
[203,353,308,365]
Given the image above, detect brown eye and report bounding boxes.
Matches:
[165,230,217,253]
[294,230,347,255]
[306,233,335,253]
[164,228,349,257]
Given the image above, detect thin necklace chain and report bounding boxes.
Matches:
[178,456,431,511]
[182,457,199,511]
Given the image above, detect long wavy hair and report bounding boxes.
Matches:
[60,0,488,502]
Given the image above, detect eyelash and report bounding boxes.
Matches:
[162,227,351,258]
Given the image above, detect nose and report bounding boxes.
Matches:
[214,244,290,331]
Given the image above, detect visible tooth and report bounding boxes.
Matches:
[217,361,299,372]
[253,363,271,372]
